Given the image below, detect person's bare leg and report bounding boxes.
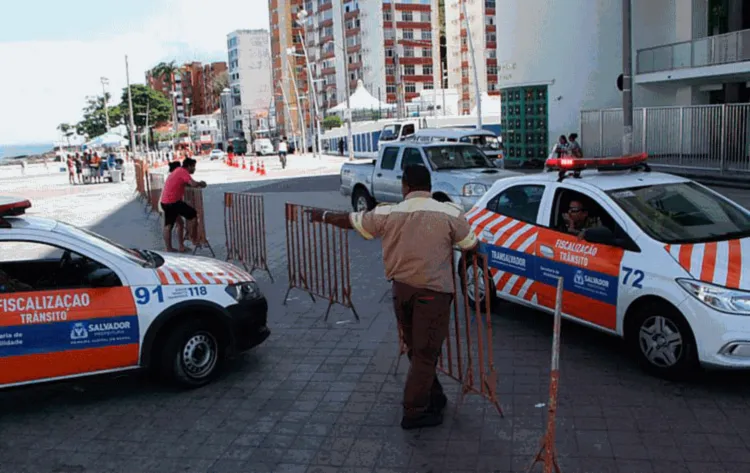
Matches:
[163,224,175,251]
[187,218,199,246]
[176,218,186,251]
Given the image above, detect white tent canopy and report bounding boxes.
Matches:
[327,80,394,113]
[84,131,128,148]
[471,92,502,116]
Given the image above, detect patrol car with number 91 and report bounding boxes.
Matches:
[0,197,270,389]
[460,154,750,378]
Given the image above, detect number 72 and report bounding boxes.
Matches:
[622,267,644,289]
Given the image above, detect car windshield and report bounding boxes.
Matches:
[607,182,750,244]
[380,125,401,141]
[425,145,492,170]
[55,222,158,266]
[459,134,501,150]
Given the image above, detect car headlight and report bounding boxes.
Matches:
[225,281,262,301]
[677,278,750,315]
[462,183,488,197]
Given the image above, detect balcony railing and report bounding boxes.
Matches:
[637,28,750,74]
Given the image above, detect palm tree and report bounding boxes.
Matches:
[57,123,74,149]
[150,61,178,95]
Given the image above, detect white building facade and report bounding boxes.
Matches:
[189,114,223,150]
[227,29,273,141]
[495,0,750,172]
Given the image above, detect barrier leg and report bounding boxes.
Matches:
[527,277,564,473]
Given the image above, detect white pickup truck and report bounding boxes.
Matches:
[340,142,519,212]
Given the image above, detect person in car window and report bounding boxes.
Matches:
[560,200,601,237]
[0,269,32,293]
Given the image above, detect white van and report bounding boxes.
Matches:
[253,138,275,156]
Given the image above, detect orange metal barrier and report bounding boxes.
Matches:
[134,160,147,201]
[393,251,502,416]
[283,203,359,323]
[184,187,214,257]
[528,277,564,473]
[223,192,273,281]
[145,172,164,215]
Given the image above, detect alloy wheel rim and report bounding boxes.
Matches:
[638,316,683,368]
[356,196,369,212]
[465,266,486,301]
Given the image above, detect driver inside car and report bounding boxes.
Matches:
[559,199,602,238]
[0,268,32,293]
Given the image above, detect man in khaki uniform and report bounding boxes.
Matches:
[308,165,478,429]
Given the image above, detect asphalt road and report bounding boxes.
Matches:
[1,160,750,473]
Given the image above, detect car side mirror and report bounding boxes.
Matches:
[583,226,616,246]
[88,268,119,288]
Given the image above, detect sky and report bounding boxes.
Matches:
[0,0,270,145]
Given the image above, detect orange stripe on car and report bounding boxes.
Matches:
[678,245,693,272]
[168,268,184,284]
[495,221,527,247]
[156,269,170,285]
[182,271,198,285]
[508,276,527,296]
[700,242,718,283]
[726,239,743,289]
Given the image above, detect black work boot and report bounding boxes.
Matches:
[400,410,444,430]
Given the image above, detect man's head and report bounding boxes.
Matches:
[182,157,197,174]
[168,161,181,173]
[567,200,588,225]
[569,133,578,142]
[401,164,431,197]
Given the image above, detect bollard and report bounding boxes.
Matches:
[527,276,564,473]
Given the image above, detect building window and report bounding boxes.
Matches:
[486,15,495,25]
[386,84,396,94]
[485,32,496,43]
[421,30,432,41]
[486,49,496,59]
[404,65,415,75]
[402,11,413,21]
[386,65,395,75]
[423,64,433,75]
[488,82,498,91]
[421,11,431,22]
[405,83,416,93]
[422,47,431,57]
[485,0,496,8]
[385,48,394,58]
[402,29,414,40]
[487,64,498,75]
[403,47,414,57]
[424,81,434,90]
[384,10,392,22]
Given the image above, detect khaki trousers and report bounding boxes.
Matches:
[392,281,452,417]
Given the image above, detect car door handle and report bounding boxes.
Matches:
[376,173,382,177]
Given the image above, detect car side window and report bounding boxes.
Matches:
[401,124,415,137]
[380,147,399,170]
[486,185,545,224]
[0,241,121,293]
[401,148,425,169]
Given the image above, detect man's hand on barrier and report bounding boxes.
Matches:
[305,209,354,230]
[199,181,207,188]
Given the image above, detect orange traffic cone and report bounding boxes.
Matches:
[242,158,246,170]
[260,161,266,176]
[255,159,261,175]
[250,159,255,172]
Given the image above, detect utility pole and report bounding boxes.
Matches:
[278,81,295,148]
[622,0,633,156]
[100,77,111,131]
[125,56,136,158]
[461,0,481,129]
[286,59,307,154]
[339,3,354,161]
[390,0,404,119]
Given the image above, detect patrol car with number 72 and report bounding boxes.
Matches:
[461,154,750,378]
[0,197,270,389]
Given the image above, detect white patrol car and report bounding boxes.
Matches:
[460,154,750,378]
[0,197,270,389]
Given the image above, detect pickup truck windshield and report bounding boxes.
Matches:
[380,125,401,141]
[607,182,750,244]
[425,146,492,169]
[459,134,501,150]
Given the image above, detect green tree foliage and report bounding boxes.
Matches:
[57,123,74,146]
[120,84,173,128]
[75,94,122,139]
[211,70,229,97]
[323,115,343,130]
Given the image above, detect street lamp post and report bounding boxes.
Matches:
[100,76,111,131]
[295,9,322,158]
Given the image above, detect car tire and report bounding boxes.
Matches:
[352,188,376,212]
[159,318,223,388]
[626,301,699,380]
[459,256,495,313]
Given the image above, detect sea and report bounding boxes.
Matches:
[0,143,54,162]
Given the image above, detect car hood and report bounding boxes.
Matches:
[435,168,521,187]
[154,252,254,285]
[665,238,750,291]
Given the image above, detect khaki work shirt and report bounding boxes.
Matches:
[349,191,477,294]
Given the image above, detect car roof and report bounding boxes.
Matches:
[381,141,477,149]
[1,215,58,232]
[414,128,495,138]
[504,169,692,191]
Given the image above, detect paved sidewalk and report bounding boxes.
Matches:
[1,172,750,472]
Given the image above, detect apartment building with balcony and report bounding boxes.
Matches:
[445,0,497,114]
[146,61,228,124]
[226,29,273,141]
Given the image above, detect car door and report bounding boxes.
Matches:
[401,146,428,170]
[0,240,139,386]
[371,146,402,202]
[475,183,548,304]
[533,185,637,331]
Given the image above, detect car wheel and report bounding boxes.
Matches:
[160,318,223,388]
[352,188,375,212]
[627,301,699,379]
[459,256,495,313]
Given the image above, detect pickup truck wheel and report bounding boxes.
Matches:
[352,188,375,212]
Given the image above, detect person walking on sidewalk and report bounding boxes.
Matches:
[278,137,288,169]
[307,165,478,430]
[160,157,207,252]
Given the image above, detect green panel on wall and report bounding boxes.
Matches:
[500,85,549,165]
